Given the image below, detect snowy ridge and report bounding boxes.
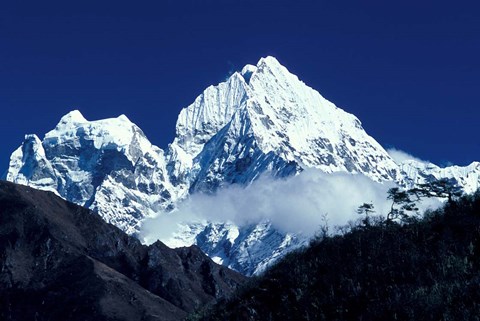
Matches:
[167,72,250,194]
[399,159,480,194]
[6,57,480,275]
[169,56,402,194]
[196,221,306,275]
[7,110,177,234]
[162,220,306,275]
[161,56,408,273]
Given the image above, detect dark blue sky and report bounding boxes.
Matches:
[1,0,479,173]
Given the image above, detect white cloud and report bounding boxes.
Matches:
[387,147,430,165]
[141,169,447,246]
[140,168,445,247]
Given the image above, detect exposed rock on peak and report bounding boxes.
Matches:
[7,111,178,234]
[57,109,88,124]
[6,57,480,276]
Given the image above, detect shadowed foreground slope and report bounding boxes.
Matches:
[196,192,480,321]
[0,181,245,321]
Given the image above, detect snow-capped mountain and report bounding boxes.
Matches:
[399,159,480,194]
[168,56,401,194]
[162,220,305,276]
[7,111,177,234]
[5,56,480,275]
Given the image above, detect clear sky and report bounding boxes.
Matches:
[1,0,479,174]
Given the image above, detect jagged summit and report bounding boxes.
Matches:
[168,55,401,194]
[58,109,88,123]
[46,110,140,154]
[6,57,480,275]
[253,56,293,78]
[254,55,285,70]
[7,110,177,234]
[238,56,288,83]
[240,64,257,83]
[54,109,132,128]
[171,56,292,162]
[399,159,480,194]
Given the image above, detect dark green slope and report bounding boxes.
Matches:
[197,192,480,321]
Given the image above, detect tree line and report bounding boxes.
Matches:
[357,177,463,225]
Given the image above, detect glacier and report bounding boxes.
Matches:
[6,56,480,275]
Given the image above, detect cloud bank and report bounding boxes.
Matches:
[141,169,444,246]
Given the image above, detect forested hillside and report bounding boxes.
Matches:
[194,191,480,321]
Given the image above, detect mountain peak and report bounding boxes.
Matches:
[117,114,131,122]
[254,56,290,77]
[240,64,257,84]
[256,56,282,68]
[51,110,88,135]
[24,133,42,145]
[239,56,286,84]
[45,110,140,149]
[59,109,87,124]
[8,57,480,278]
[8,109,177,234]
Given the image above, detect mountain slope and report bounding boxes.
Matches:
[169,56,401,193]
[6,111,177,234]
[163,56,407,274]
[165,56,480,274]
[196,193,480,321]
[5,56,480,276]
[399,159,480,194]
[0,181,245,320]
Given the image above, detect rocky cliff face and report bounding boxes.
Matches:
[6,111,177,235]
[0,181,245,321]
[5,57,480,276]
[398,159,480,194]
[168,57,401,194]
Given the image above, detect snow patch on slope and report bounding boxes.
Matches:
[7,111,177,234]
[6,57,480,275]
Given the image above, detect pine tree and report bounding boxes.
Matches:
[417,178,463,202]
[386,187,418,223]
[357,203,375,226]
